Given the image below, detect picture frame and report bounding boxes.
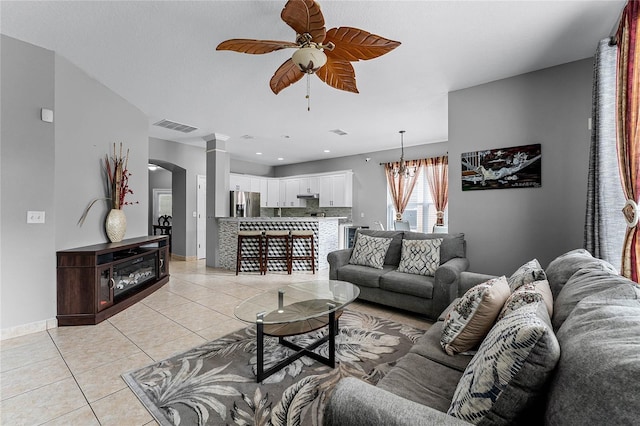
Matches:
[461,143,541,191]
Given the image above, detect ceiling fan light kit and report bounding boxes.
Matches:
[216,0,400,101]
[292,46,327,73]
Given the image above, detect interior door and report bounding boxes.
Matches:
[197,175,206,259]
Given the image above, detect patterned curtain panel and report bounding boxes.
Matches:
[584,39,625,271]
[616,0,640,281]
[384,160,422,220]
[423,156,449,226]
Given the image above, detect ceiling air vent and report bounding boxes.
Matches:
[240,135,254,139]
[330,129,348,136]
[153,119,198,133]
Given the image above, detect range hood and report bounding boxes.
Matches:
[297,193,319,199]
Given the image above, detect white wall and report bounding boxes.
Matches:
[448,58,594,274]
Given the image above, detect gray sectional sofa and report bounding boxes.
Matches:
[327,229,469,320]
[324,249,640,425]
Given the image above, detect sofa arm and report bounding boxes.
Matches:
[327,249,353,280]
[324,378,471,426]
[430,257,470,319]
[459,271,497,295]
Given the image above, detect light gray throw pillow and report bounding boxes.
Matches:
[348,234,392,269]
[397,238,442,276]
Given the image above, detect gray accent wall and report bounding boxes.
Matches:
[231,159,274,177]
[149,137,206,259]
[448,58,594,275]
[1,36,56,331]
[54,55,148,250]
[1,35,148,334]
[274,143,448,228]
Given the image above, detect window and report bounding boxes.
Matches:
[386,170,447,232]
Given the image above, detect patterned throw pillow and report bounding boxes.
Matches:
[448,303,560,424]
[508,259,547,292]
[497,279,554,321]
[440,276,511,355]
[397,238,443,276]
[348,234,392,269]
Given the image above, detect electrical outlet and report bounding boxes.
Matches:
[27,211,45,224]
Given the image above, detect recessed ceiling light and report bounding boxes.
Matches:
[324,150,331,153]
[256,152,262,155]
[277,157,284,161]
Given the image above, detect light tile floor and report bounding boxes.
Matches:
[1,260,432,425]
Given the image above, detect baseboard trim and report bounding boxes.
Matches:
[1,318,58,341]
[171,253,198,262]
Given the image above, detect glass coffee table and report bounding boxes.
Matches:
[234,280,359,382]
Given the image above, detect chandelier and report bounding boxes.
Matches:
[393,130,416,178]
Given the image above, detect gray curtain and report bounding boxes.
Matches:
[584,38,625,270]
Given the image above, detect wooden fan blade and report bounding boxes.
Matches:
[316,56,358,94]
[324,27,401,62]
[270,59,305,94]
[217,39,298,54]
[281,0,326,44]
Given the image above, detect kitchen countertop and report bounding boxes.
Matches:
[218,217,347,222]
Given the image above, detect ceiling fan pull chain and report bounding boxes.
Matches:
[306,73,311,112]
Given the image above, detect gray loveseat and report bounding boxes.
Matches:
[327,229,469,320]
[324,249,640,425]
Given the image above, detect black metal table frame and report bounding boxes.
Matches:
[255,309,338,383]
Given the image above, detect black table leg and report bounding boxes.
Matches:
[254,309,340,383]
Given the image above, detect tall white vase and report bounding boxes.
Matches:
[106,209,127,242]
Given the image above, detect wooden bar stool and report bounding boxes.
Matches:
[236,230,264,275]
[290,230,315,273]
[264,230,291,274]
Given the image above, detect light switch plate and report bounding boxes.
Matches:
[27,211,45,223]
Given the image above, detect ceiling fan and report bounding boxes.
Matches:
[216,0,401,96]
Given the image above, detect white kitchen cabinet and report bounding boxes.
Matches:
[282,178,306,207]
[229,174,251,191]
[266,179,281,207]
[298,176,320,195]
[319,172,353,207]
[259,179,269,207]
[250,177,263,193]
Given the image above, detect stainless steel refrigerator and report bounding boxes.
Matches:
[230,191,261,217]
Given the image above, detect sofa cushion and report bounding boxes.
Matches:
[336,264,395,288]
[544,248,618,298]
[349,234,392,269]
[379,270,434,299]
[397,238,442,276]
[412,322,474,372]
[507,259,546,292]
[498,280,553,321]
[552,268,634,330]
[440,276,511,355]
[356,230,404,265]
[545,284,640,426]
[448,303,560,425]
[404,232,466,264]
[377,352,464,413]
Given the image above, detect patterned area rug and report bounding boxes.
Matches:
[123,310,425,426]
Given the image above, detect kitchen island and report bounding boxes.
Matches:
[218,217,344,272]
